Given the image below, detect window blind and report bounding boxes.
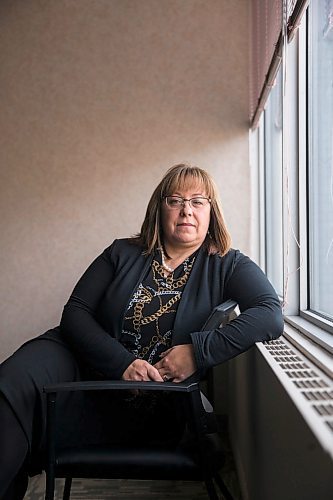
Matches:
[287,0,309,41]
[249,0,283,128]
[250,0,311,128]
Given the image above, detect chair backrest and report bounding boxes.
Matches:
[202,299,239,330]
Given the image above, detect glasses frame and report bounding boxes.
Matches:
[163,196,211,210]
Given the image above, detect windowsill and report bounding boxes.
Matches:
[284,316,333,379]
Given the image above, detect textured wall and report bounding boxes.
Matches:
[0,0,249,361]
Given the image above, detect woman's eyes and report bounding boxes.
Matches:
[166,196,206,208]
[191,199,204,206]
[169,198,182,206]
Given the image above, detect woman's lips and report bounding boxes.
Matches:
[177,223,195,227]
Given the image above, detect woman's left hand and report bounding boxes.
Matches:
[154,344,197,382]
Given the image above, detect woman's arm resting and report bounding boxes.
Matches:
[190,255,284,372]
[60,244,136,379]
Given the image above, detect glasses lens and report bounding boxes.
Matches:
[166,197,183,208]
[190,197,208,208]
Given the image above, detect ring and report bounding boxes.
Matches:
[163,374,169,381]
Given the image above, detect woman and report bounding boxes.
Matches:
[0,163,283,499]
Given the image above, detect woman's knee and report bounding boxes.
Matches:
[1,337,80,384]
[0,337,81,411]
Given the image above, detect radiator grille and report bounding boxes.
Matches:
[263,338,333,435]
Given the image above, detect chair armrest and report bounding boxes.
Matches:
[43,379,220,445]
[43,380,211,436]
[43,380,199,394]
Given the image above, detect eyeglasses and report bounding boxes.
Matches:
[164,196,211,210]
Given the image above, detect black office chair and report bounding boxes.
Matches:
[44,379,234,500]
[43,301,238,500]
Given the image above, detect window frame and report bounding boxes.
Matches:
[298,8,333,344]
[256,8,333,371]
[263,66,284,299]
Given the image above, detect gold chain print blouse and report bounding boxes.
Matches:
[120,250,197,364]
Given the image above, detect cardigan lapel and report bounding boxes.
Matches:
[172,246,214,345]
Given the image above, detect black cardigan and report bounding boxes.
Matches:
[60,238,283,379]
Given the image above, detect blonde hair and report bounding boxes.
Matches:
[134,163,231,256]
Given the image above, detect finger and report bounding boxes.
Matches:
[159,347,173,358]
[172,371,187,383]
[129,369,150,382]
[153,360,162,370]
[147,365,164,382]
[163,374,176,382]
[154,362,173,380]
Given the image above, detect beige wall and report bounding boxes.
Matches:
[0,0,249,362]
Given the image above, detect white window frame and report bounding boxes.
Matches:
[255,11,333,378]
[298,7,333,340]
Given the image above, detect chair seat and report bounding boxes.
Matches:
[54,438,224,481]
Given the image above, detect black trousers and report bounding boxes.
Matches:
[0,330,81,477]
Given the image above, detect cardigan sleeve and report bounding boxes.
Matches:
[190,253,284,371]
[60,242,136,379]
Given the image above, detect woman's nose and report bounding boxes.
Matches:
[180,200,193,215]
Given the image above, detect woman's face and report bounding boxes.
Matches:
[161,181,211,252]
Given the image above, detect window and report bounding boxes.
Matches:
[254,1,333,353]
[307,1,333,322]
[264,68,283,297]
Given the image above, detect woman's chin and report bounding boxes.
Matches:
[167,236,203,249]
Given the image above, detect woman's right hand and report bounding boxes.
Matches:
[122,359,164,382]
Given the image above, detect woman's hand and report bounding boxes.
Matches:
[122,359,164,382]
[154,344,197,383]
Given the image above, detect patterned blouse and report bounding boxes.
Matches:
[115,250,197,445]
[120,249,196,364]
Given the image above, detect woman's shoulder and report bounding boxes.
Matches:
[103,237,146,260]
[209,247,245,264]
[216,248,265,283]
[207,247,254,277]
